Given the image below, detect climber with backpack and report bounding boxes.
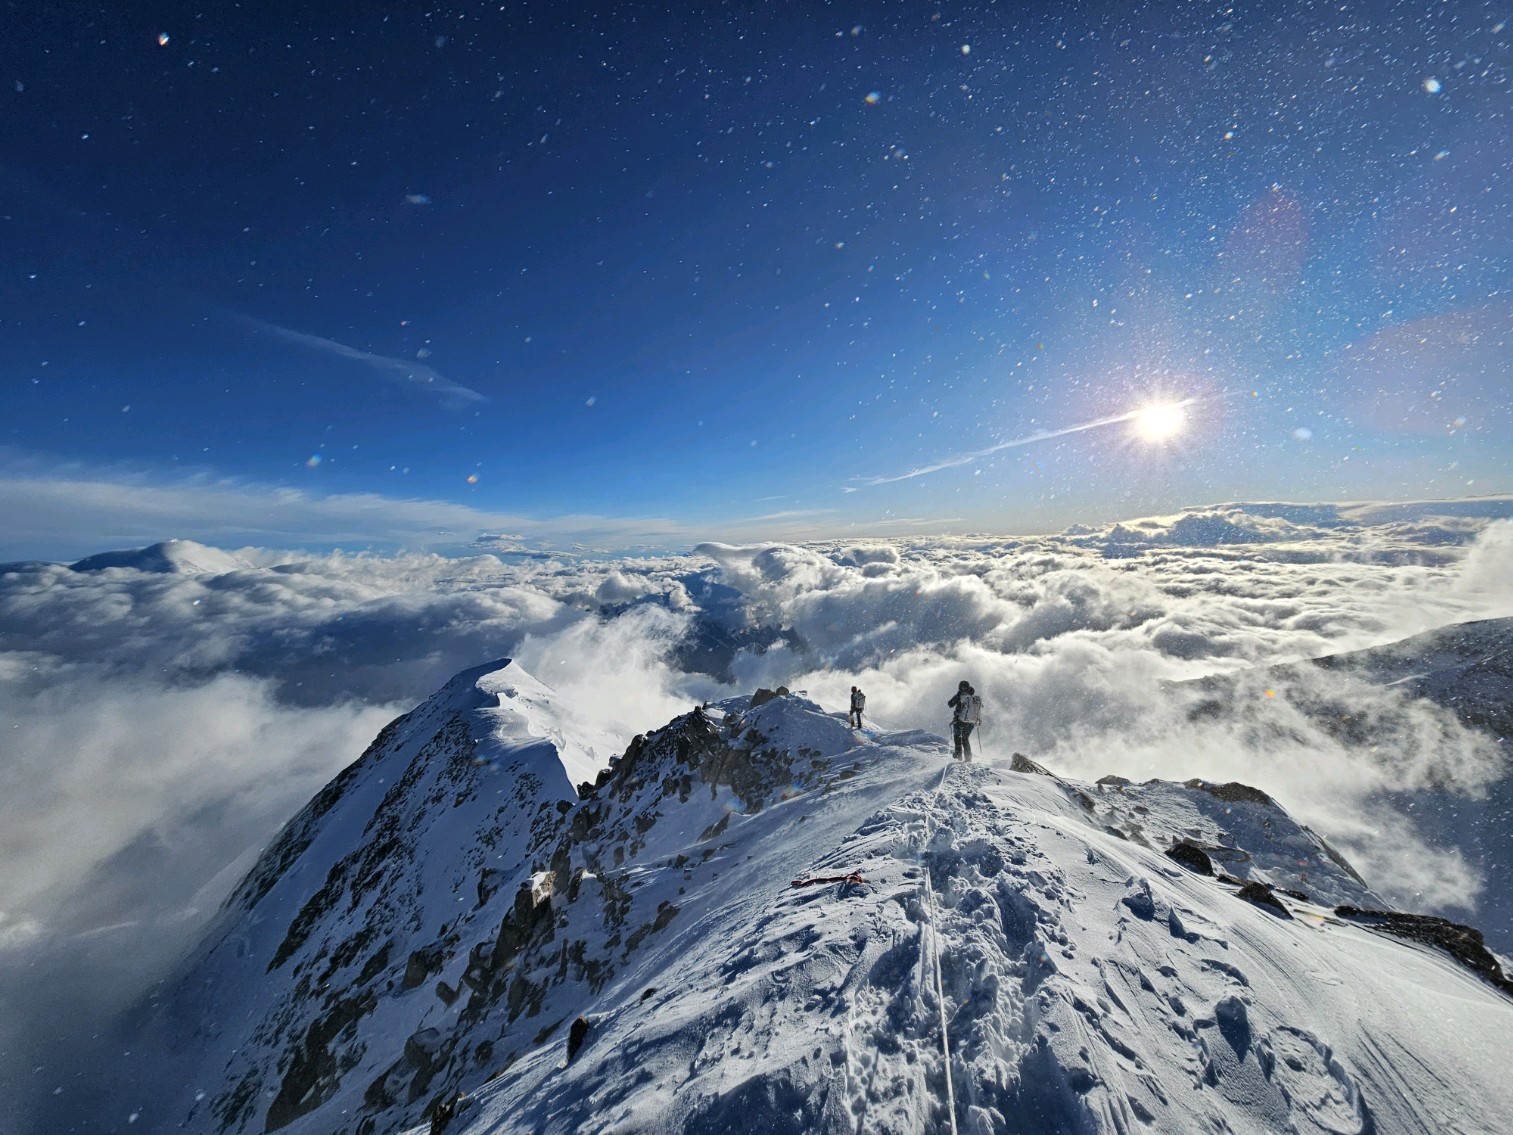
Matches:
[948,680,981,761]
[848,686,867,730]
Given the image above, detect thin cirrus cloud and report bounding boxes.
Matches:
[234,314,489,409]
[846,398,1205,490]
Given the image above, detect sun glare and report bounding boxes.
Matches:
[1133,401,1187,443]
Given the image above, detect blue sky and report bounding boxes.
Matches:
[3,1,1509,559]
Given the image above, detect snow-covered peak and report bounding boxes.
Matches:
[718,689,876,755]
[143,656,594,1133]
[69,539,249,575]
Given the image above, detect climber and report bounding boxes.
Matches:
[848,685,867,730]
[948,680,981,761]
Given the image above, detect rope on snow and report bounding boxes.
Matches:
[921,760,960,1135]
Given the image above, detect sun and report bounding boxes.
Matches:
[1132,401,1187,443]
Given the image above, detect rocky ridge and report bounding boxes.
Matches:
[135,658,1513,1135]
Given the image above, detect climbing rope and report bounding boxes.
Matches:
[919,759,959,1135]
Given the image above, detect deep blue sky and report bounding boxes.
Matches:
[3,0,1509,557]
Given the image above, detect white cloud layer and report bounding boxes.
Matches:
[3,499,1512,1107]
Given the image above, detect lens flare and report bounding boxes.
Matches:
[1133,402,1187,443]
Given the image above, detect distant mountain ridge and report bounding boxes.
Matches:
[120,658,1513,1135]
[68,539,250,575]
[1060,496,1513,558]
[1177,616,1513,954]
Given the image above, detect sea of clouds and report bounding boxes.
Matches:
[2,499,1511,1106]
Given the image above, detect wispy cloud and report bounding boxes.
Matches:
[0,465,691,560]
[236,316,488,409]
[846,399,1201,490]
[752,509,837,521]
[856,515,965,528]
[0,451,1024,561]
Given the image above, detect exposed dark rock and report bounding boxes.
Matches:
[592,734,648,793]
[476,868,504,908]
[566,1015,592,1063]
[1186,779,1275,807]
[428,1091,466,1135]
[749,688,779,709]
[403,945,444,991]
[1335,907,1513,997]
[1166,840,1215,876]
[265,989,378,1131]
[404,1027,446,1074]
[460,940,497,994]
[532,1018,564,1045]
[219,690,887,1135]
[364,1059,408,1113]
[699,812,731,841]
[1010,752,1054,776]
[1096,774,1132,787]
[1234,880,1291,918]
[626,901,679,953]
[356,940,392,985]
[211,1068,261,1132]
[463,876,559,1012]
[269,715,475,973]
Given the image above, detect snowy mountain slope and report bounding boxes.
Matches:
[133,662,1513,1135]
[137,657,613,1134]
[433,743,1513,1135]
[1305,617,1513,739]
[68,539,250,575]
[1177,617,1513,952]
[1176,616,1513,741]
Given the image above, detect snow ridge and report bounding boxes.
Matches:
[136,663,1513,1135]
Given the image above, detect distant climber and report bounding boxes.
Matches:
[849,686,867,730]
[948,680,981,760]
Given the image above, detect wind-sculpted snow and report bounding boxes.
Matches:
[129,671,1513,1135]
